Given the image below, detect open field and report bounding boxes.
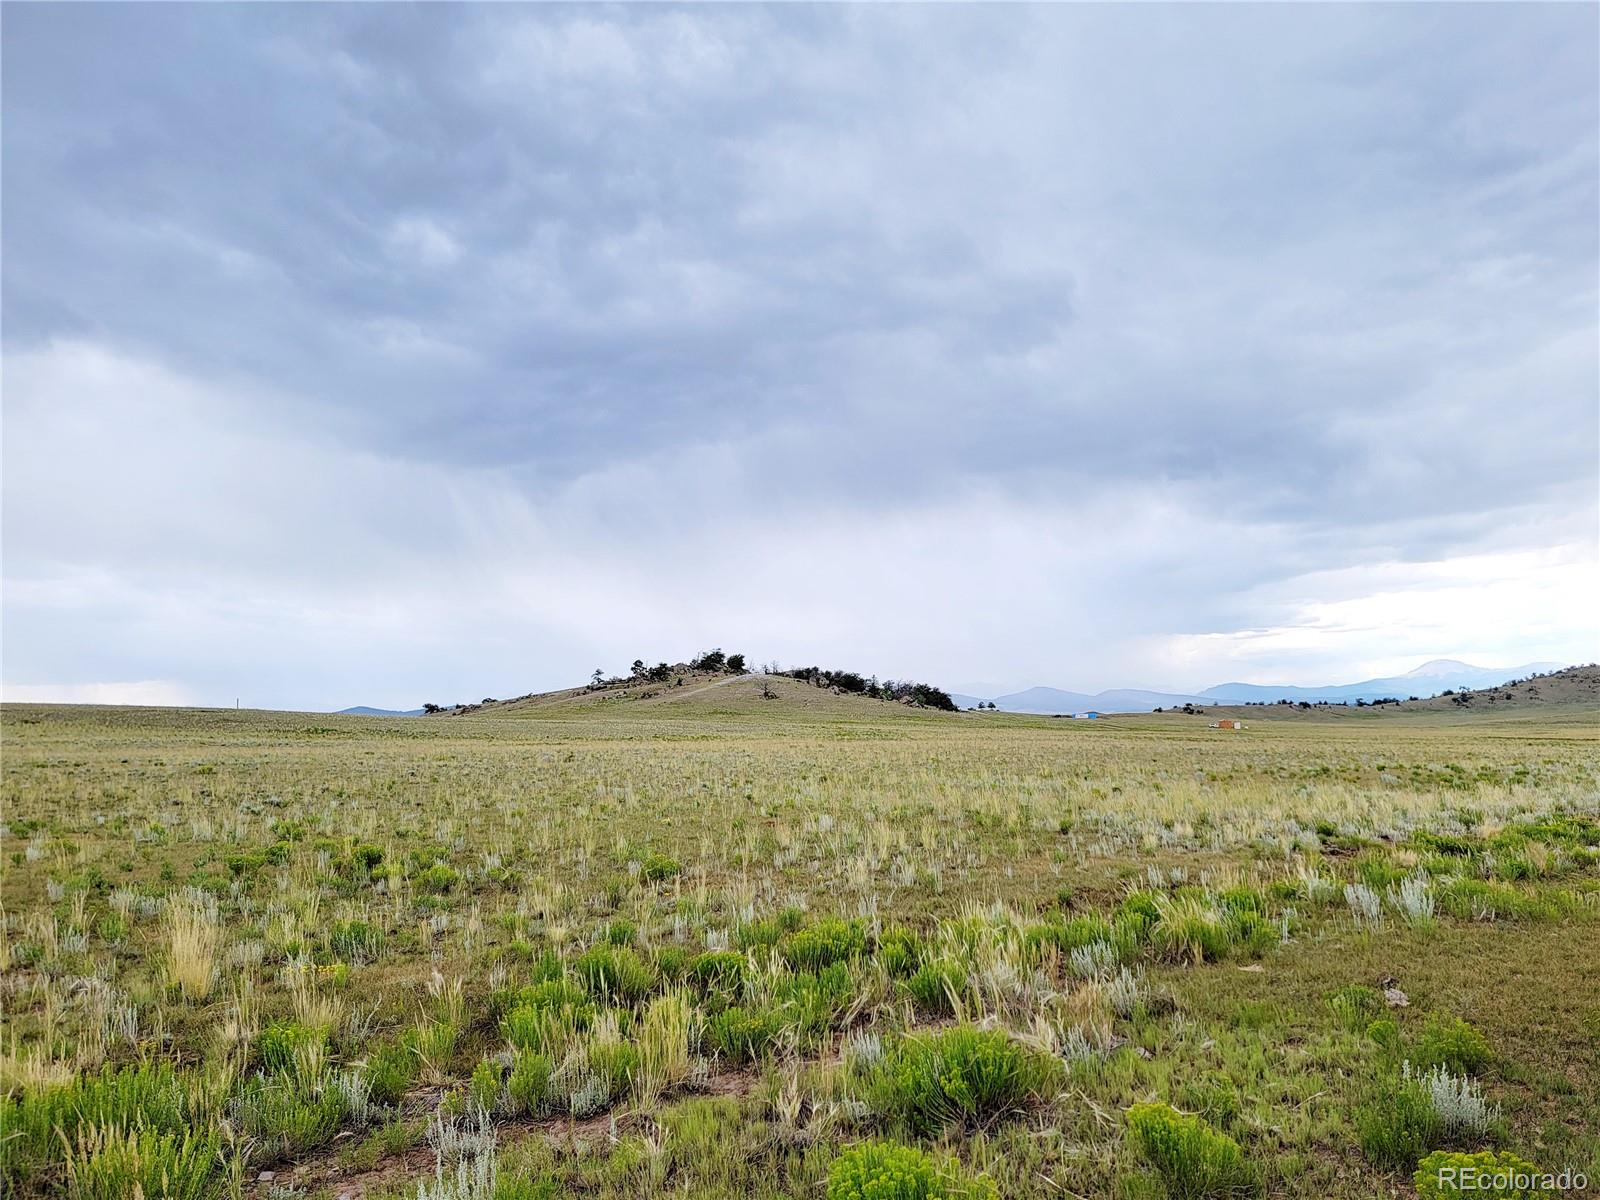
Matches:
[2,692,1598,1200]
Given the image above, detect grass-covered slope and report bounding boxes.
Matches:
[448,669,963,724]
[1,700,1596,1199]
[467,669,954,722]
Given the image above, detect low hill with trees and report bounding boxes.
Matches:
[430,650,959,718]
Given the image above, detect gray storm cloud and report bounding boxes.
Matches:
[3,4,1596,710]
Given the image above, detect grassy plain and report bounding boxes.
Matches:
[2,683,1597,1199]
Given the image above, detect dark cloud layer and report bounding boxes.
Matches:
[3,4,1596,708]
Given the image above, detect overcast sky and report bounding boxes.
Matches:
[3,4,1597,711]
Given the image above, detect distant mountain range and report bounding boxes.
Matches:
[952,659,1567,715]
[335,705,426,717]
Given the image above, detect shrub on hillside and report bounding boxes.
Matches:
[327,918,384,963]
[1125,1102,1256,1199]
[826,1141,997,1200]
[862,1026,1056,1135]
[1404,1062,1500,1140]
[586,1039,641,1096]
[507,1050,552,1115]
[736,907,805,950]
[778,962,854,1043]
[574,944,656,1004]
[784,917,867,971]
[63,1125,224,1200]
[1414,1017,1493,1075]
[878,926,924,977]
[1355,1077,1441,1169]
[0,1062,190,1194]
[469,1058,501,1114]
[255,1021,327,1076]
[232,1074,346,1158]
[1117,890,1163,933]
[416,863,460,895]
[640,852,682,883]
[904,958,969,1016]
[1366,1019,1402,1056]
[1023,914,1117,961]
[705,1005,781,1063]
[1414,1150,1560,1198]
[689,950,745,1002]
[364,1040,417,1104]
[502,979,595,1057]
[1149,894,1235,964]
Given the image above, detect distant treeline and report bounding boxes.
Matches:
[616,648,748,686]
[779,666,957,712]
